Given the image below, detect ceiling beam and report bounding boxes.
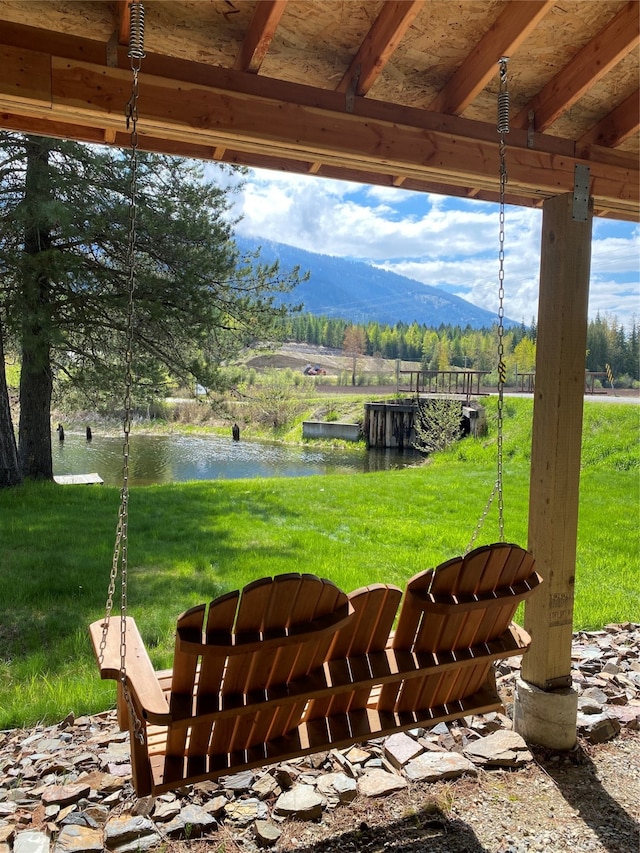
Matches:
[512,0,640,131]
[116,1,132,49]
[577,89,640,150]
[3,50,635,214]
[0,105,635,222]
[233,0,288,73]
[428,0,555,115]
[0,29,637,220]
[337,0,425,96]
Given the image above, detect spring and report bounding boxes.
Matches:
[497,90,510,134]
[128,2,146,60]
[497,57,510,134]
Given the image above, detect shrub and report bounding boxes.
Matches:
[413,399,463,455]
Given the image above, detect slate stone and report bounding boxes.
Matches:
[224,798,268,826]
[404,751,478,782]
[581,686,609,704]
[162,804,217,838]
[201,795,228,817]
[252,773,281,800]
[0,826,14,845]
[104,815,160,852]
[463,730,533,766]
[357,769,408,798]
[150,801,180,822]
[59,812,99,829]
[316,772,357,805]
[41,785,91,808]
[274,785,326,820]
[254,819,282,847]
[577,712,621,743]
[54,824,103,853]
[221,770,254,792]
[14,831,50,853]
[384,732,424,769]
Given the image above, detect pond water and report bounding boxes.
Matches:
[52,431,421,486]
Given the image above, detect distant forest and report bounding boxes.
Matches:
[283,312,639,384]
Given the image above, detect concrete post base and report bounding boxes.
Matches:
[513,676,578,750]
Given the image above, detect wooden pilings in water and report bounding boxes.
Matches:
[363,401,416,450]
[363,400,486,449]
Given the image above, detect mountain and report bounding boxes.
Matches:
[236,236,516,329]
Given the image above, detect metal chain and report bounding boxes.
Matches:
[465,57,509,554]
[99,2,146,744]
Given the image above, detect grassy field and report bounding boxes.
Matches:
[0,397,638,729]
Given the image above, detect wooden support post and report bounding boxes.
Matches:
[515,192,592,748]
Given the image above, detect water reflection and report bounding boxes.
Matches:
[52,431,421,486]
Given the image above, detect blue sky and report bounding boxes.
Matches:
[224,166,640,330]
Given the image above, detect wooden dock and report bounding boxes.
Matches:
[54,473,104,485]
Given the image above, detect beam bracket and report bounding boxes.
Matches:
[345,66,361,114]
[572,164,590,221]
[527,110,535,149]
[543,675,573,691]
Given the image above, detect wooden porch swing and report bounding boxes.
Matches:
[89,6,541,798]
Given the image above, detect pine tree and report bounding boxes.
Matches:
[0,133,301,481]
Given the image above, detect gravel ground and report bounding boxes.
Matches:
[268,735,640,853]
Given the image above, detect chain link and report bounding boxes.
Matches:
[465,58,509,554]
[99,3,145,745]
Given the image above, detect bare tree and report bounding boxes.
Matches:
[343,325,367,386]
[413,398,463,455]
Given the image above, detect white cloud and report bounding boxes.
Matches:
[228,168,640,328]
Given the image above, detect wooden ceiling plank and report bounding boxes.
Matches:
[1,105,637,221]
[513,0,640,131]
[577,89,640,150]
[35,57,636,215]
[1,45,52,107]
[0,20,109,66]
[428,0,555,115]
[233,0,288,73]
[336,0,425,96]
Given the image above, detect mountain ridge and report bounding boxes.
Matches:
[236,235,517,329]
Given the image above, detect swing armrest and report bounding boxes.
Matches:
[89,617,170,722]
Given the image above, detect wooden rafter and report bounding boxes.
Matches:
[513,0,640,131]
[336,0,424,96]
[116,0,132,48]
[428,0,554,116]
[233,0,288,73]
[578,89,640,150]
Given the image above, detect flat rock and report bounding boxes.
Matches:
[53,824,103,853]
[104,815,160,853]
[357,769,407,798]
[162,804,217,838]
[224,798,268,827]
[463,730,533,766]
[384,732,424,769]
[404,751,478,782]
[41,785,91,808]
[14,832,50,853]
[221,770,254,792]
[316,772,357,805]
[274,785,326,820]
[577,712,621,743]
[254,820,281,847]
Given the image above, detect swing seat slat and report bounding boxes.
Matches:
[90,543,540,796]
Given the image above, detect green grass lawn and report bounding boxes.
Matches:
[0,398,638,729]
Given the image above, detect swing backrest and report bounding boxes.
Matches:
[378,543,539,713]
[163,573,353,779]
